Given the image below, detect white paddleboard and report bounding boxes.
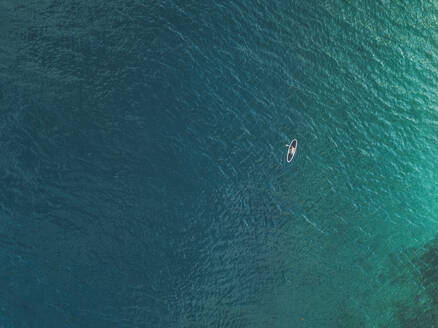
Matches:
[286,139,297,163]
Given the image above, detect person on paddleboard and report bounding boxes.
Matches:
[286,139,297,162]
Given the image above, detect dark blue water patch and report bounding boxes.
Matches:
[0,2,205,327]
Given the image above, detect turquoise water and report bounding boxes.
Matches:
[1,0,438,327]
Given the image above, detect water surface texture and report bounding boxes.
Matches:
[1,0,438,327]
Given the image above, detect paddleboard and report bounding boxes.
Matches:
[286,139,297,163]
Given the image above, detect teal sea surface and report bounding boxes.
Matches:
[1,0,438,327]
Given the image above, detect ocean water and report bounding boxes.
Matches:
[1,0,438,327]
